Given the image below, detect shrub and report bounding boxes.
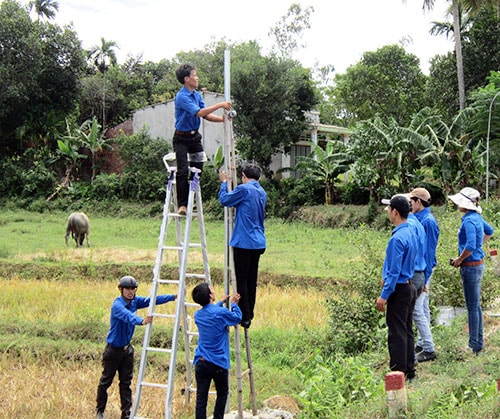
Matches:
[116,130,170,201]
[323,226,386,355]
[297,352,384,418]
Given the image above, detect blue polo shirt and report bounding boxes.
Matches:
[193,302,242,369]
[106,294,175,347]
[381,222,417,300]
[413,207,440,283]
[458,211,494,262]
[218,180,267,250]
[174,86,205,131]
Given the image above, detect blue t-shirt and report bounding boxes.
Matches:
[218,180,267,249]
[413,207,440,283]
[380,222,417,300]
[193,302,242,369]
[458,211,494,262]
[106,294,175,347]
[174,86,205,131]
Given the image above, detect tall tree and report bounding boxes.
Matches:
[331,45,427,125]
[269,3,314,58]
[88,37,118,128]
[0,0,85,154]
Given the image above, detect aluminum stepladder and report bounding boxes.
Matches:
[223,49,257,418]
[131,154,211,419]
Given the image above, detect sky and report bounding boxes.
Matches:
[20,0,454,75]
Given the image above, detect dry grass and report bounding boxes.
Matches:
[1,277,326,418]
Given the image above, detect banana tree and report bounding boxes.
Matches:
[78,116,110,184]
[291,140,352,205]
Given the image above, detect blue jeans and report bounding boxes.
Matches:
[413,278,435,353]
[460,264,485,353]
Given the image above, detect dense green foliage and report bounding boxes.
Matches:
[0,0,85,154]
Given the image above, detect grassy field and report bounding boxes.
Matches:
[0,207,499,418]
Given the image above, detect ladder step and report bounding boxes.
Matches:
[185,302,200,308]
[162,243,202,251]
[163,245,183,251]
[157,279,180,285]
[185,273,207,280]
[139,381,170,390]
[153,313,176,319]
[146,347,173,354]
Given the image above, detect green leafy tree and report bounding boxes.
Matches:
[463,5,500,92]
[0,0,85,154]
[167,39,319,176]
[331,45,427,126]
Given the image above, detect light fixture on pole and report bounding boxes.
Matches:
[485,90,500,205]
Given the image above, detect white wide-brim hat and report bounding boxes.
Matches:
[448,187,482,214]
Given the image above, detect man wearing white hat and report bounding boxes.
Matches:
[448,187,494,355]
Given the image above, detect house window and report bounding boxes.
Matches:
[290,144,311,168]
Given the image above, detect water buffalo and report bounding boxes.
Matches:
[65,212,90,247]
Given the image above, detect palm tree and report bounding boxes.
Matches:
[411,0,495,111]
[88,38,118,129]
[29,0,59,20]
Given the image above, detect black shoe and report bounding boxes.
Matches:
[240,319,251,329]
[417,351,436,363]
[474,348,485,356]
[415,345,423,354]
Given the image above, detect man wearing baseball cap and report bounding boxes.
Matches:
[377,195,418,381]
[409,188,439,363]
[95,276,177,419]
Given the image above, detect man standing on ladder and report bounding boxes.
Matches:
[219,164,267,328]
[173,63,232,215]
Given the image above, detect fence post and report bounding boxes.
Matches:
[385,371,407,418]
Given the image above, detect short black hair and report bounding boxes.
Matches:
[176,64,195,84]
[242,164,261,180]
[192,283,211,306]
[389,194,411,219]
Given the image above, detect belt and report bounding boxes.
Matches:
[461,259,484,267]
[108,343,131,351]
[175,129,197,136]
[415,270,424,273]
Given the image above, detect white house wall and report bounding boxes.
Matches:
[132,91,227,160]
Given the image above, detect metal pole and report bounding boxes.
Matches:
[486,90,500,205]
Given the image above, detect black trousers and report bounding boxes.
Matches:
[173,133,204,208]
[386,282,417,378]
[96,344,134,418]
[233,247,265,322]
[195,359,229,419]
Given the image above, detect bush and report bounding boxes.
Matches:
[91,173,123,200]
[323,226,386,355]
[338,182,370,205]
[116,130,170,201]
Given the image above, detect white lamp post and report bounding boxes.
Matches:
[485,90,500,205]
